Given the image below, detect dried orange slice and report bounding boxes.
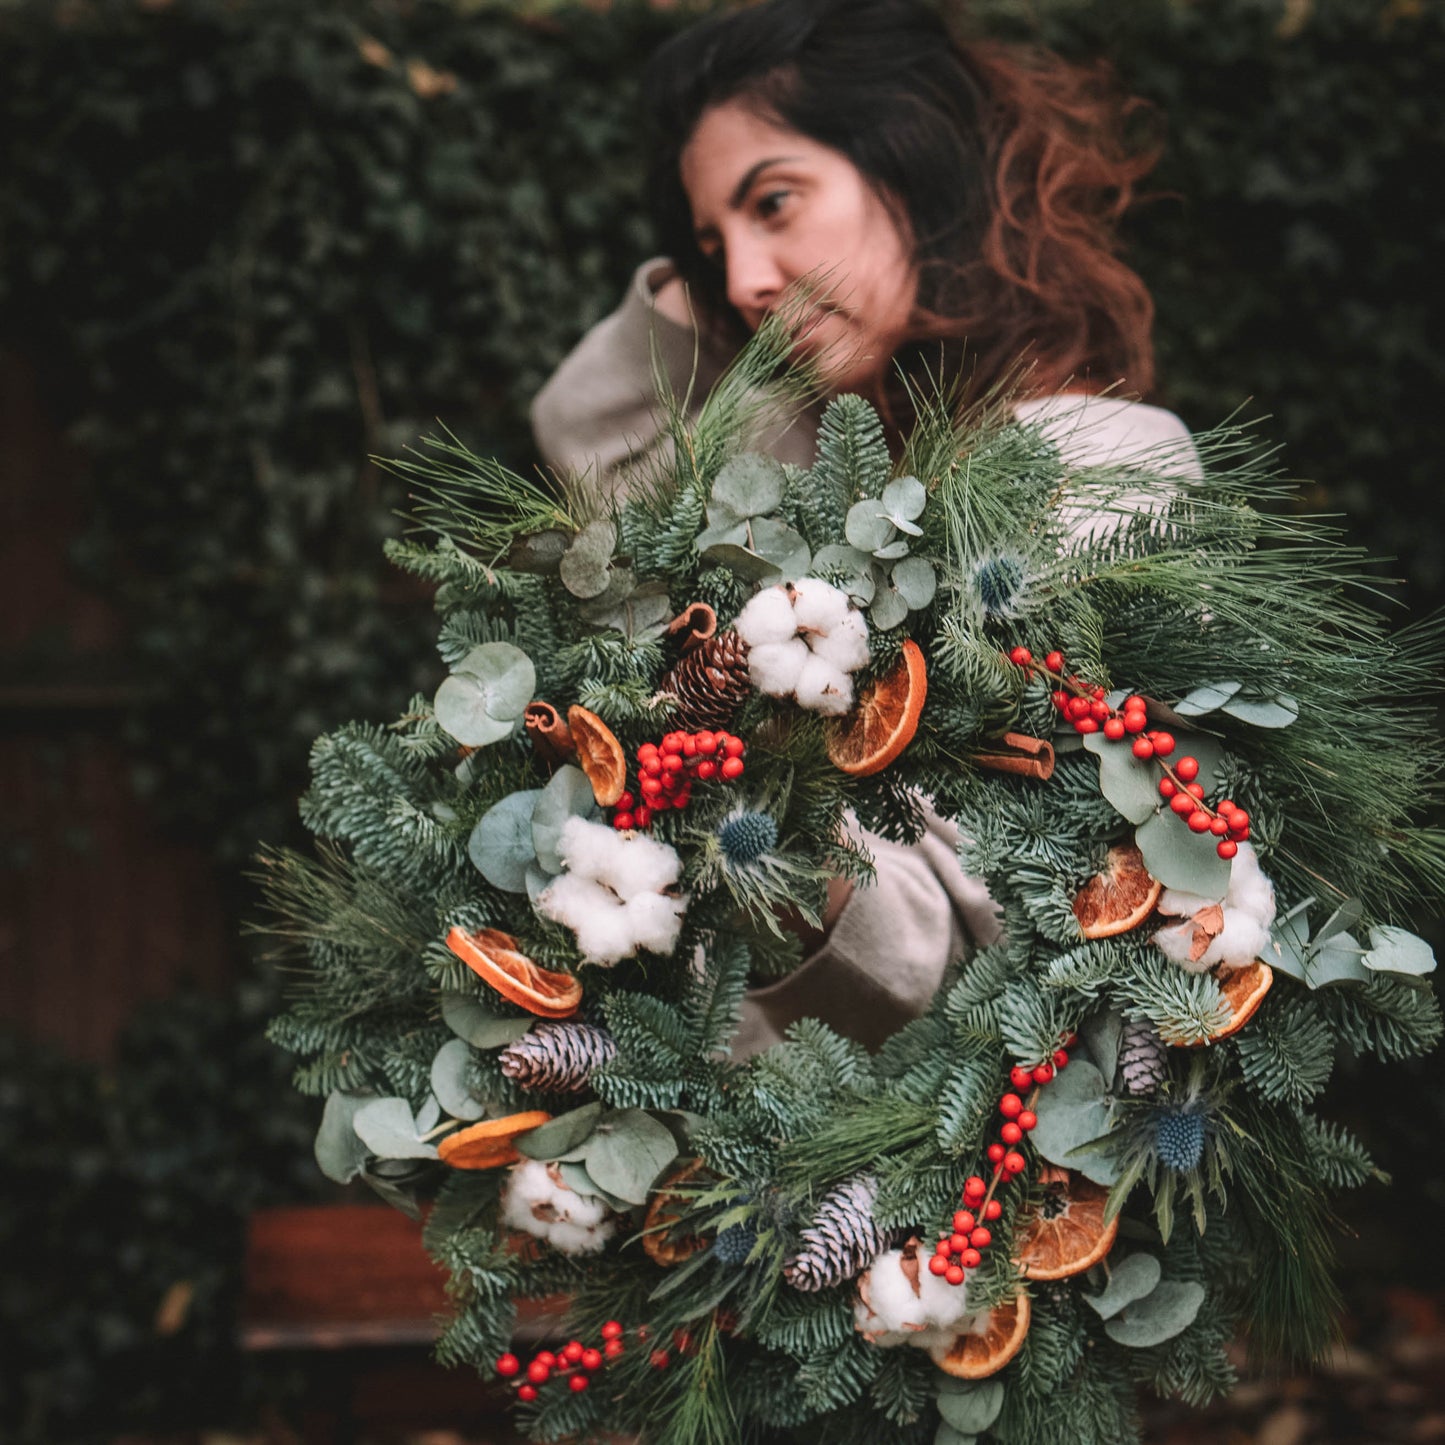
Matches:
[826,640,928,777]
[567,705,628,806]
[437,1110,554,1170]
[445,926,582,1019]
[1016,1168,1120,1280]
[1188,959,1273,1046]
[1072,844,1162,939]
[642,1158,709,1267]
[929,1289,1031,1379]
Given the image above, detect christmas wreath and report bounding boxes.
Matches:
[264,319,1443,1445]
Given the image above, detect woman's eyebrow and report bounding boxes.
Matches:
[728,156,803,209]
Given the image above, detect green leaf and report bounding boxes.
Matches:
[712,453,786,517]
[846,499,895,552]
[1364,925,1437,977]
[315,1090,374,1184]
[1314,898,1363,945]
[1265,910,1312,984]
[1171,681,1241,717]
[435,643,535,746]
[555,1159,631,1211]
[583,1108,680,1206]
[353,1097,440,1161]
[1080,1008,1124,1085]
[700,540,783,582]
[430,1038,487,1121]
[936,1378,1004,1432]
[507,529,569,574]
[531,765,600,873]
[1102,1279,1205,1347]
[1082,1252,1162,1319]
[1221,693,1299,728]
[441,992,534,1048]
[1308,931,1371,987]
[892,555,937,609]
[749,517,811,577]
[870,585,908,631]
[1135,810,1231,898]
[467,789,542,891]
[1082,732,1160,824]
[882,475,926,522]
[1028,1060,1120,1185]
[559,519,617,599]
[515,1101,605,1160]
[695,517,752,554]
[934,1427,975,1445]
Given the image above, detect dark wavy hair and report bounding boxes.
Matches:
[644,0,1161,409]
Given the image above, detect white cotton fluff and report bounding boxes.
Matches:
[852,1245,974,1350]
[502,1159,615,1255]
[733,580,870,713]
[1152,841,1277,972]
[534,817,687,966]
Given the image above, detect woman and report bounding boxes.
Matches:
[532,0,1199,1056]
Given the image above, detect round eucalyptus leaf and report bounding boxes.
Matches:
[468,789,542,891]
[872,538,912,562]
[892,556,937,609]
[583,1109,680,1205]
[934,1427,975,1445]
[845,499,894,552]
[936,1378,1003,1432]
[353,1097,440,1161]
[1083,1252,1162,1319]
[1082,731,1161,825]
[441,991,534,1048]
[557,1160,633,1212]
[1080,1007,1124,1086]
[712,452,786,517]
[1315,897,1364,944]
[1172,680,1242,717]
[532,765,601,873]
[1264,909,1311,984]
[1221,693,1299,728]
[415,1094,441,1134]
[881,475,926,521]
[559,519,618,600]
[1364,924,1437,976]
[582,588,673,640]
[749,517,811,579]
[696,518,753,555]
[430,1038,487,1120]
[1103,1280,1205,1347]
[515,1101,605,1161]
[1029,1060,1119,1185]
[434,674,515,747]
[1136,810,1231,899]
[436,643,536,745]
[811,543,876,603]
[701,540,783,582]
[869,585,908,632]
[315,1090,374,1184]
[507,529,569,574]
[524,863,556,903]
[1308,931,1370,986]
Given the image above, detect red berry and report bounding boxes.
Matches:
[1051,689,1070,713]
[960,1248,982,1269]
[963,1175,987,1201]
[517,1384,538,1403]
[526,1361,550,1384]
[1229,808,1250,830]
[1003,1151,1028,1175]
[1187,810,1212,833]
[953,1210,976,1233]
[604,1339,625,1359]
[662,753,685,773]
[1186,782,1205,799]
[999,1093,1023,1119]
[536,1351,557,1368]
[650,1349,671,1369]
[723,736,746,759]
[949,1232,969,1254]
[1151,731,1176,757]
[1231,825,1251,842]
[496,1353,521,1377]
[1009,646,1033,667]
[1001,1122,1023,1145]
[946,1264,967,1285]
[600,1321,624,1340]
[696,731,717,754]
[987,1142,1006,1163]
[615,791,635,811]
[1175,756,1199,782]
[1018,1110,1037,1131]
[562,1341,585,1364]
[1158,776,1177,799]
[638,742,659,760]
[1053,1048,1069,1069]
[1133,736,1155,758]
[642,756,662,777]
[1171,793,1196,816]
[582,1348,603,1371]
[1103,716,1126,740]
[640,775,663,796]
[983,1199,1002,1221]
[1124,711,1149,735]
[721,756,745,780]
[1009,1065,1034,1091]
[1045,651,1065,673]
[613,812,635,831]
[1210,815,1230,836]
[1074,717,1099,734]
[695,759,717,780]
[970,1227,992,1249]
[1064,695,1088,720]
[660,772,679,793]
[634,805,653,827]
[1032,1062,1054,1084]
[1091,685,1107,701]
[928,1253,950,1276]
[681,734,697,757]
[1217,839,1239,859]
[1087,699,1109,722]
[569,1374,589,1393]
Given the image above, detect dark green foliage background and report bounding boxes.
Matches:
[0,0,1440,1439]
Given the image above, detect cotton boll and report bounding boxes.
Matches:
[1152,919,1215,974]
[593,832,682,902]
[554,816,623,884]
[748,638,810,697]
[1157,885,1218,919]
[1154,841,1276,972]
[559,1189,609,1230]
[794,653,854,715]
[734,586,798,646]
[622,891,688,956]
[570,896,655,967]
[1224,844,1276,930]
[505,1159,556,1214]
[789,577,852,635]
[1208,907,1273,972]
[809,608,870,673]
[547,1220,613,1255]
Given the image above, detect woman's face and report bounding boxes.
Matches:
[680,100,918,397]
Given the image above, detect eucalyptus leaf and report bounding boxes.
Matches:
[515,1101,605,1160]
[1102,1280,1205,1347]
[1171,681,1242,717]
[811,543,876,603]
[532,765,601,873]
[934,1428,975,1445]
[870,585,909,631]
[314,1090,374,1184]
[1264,911,1311,984]
[845,499,895,552]
[701,540,782,582]
[1080,1008,1124,1086]
[353,1097,440,1161]
[872,538,912,561]
[507,529,568,574]
[892,555,937,609]
[559,519,617,599]
[415,1094,441,1134]
[524,864,555,903]
[584,1109,680,1206]
[1083,1252,1162,1319]
[695,517,752,554]
[748,517,811,577]
[441,992,534,1048]
[1221,693,1299,728]
[360,1166,423,1220]
[555,1159,631,1212]
[468,789,542,891]
[882,475,927,520]
[430,1038,487,1121]
[1308,931,1371,987]
[1136,810,1232,898]
[581,586,672,640]
[712,453,786,517]
[1028,1060,1120,1185]
[435,643,535,746]
[1315,898,1364,945]
[936,1378,1004,1432]
[1364,925,1437,977]
[1082,731,1159,824]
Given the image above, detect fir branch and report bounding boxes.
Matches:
[1233,994,1335,1106]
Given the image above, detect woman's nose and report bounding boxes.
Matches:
[725,234,785,318]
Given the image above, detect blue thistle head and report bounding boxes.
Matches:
[712,1221,758,1266]
[973,552,1031,620]
[1155,1110,1207,1172]
[718,811,779,866]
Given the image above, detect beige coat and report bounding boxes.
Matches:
[532,259,1199,1058]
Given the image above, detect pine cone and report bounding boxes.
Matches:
[1119,1017,1169,1096]
[498,1022,617,1093]
[658,630,751,731]
[782,1174,887,1291]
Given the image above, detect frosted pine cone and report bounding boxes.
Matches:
[1119,1017,1169,1096]
[783,1174,887,1291]
[657,630,751,731]
[499,1021,617,1093]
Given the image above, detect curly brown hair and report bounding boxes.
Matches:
[645,0,1161,412]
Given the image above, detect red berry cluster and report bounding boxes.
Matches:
[494,1319,625,1401]
[612,730,747,831]
[1007,648,1251,861]
[929,1041,1072,1287]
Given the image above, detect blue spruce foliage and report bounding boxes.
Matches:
[718,811,779,866]
[1156,1110,1207,1172]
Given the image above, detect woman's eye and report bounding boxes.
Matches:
[755,188,793,221]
